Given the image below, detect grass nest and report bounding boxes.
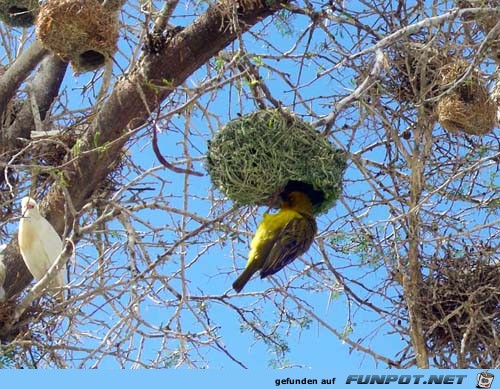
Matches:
[419,254,499,367]
[36,0,119,73]
[206,109,347,215]
[386,41,450,106]
[435,61,497,135]
[0,0,38,27]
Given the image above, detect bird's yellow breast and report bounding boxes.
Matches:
[258,209,301,235]
[249,209,302,257]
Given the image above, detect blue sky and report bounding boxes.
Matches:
[1,0,499,370]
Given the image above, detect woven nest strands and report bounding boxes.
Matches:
[435,61,497,135]
[36,0,119,73]
[419,256,500,367]
[386,42,451,105]
[0,0,38,27]
[206,109,347,215]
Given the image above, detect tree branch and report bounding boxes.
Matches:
[2,0,286,299]
[5,54,68,144]
[0,41,48,118]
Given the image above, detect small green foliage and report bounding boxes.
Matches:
[93,131,101,148]
[295,316,313,330]
[487,197,500,210]
[162,78,174,88]
[97,141,111,158]
[214,56,225,71]
[56,170,69,187]
[245,79,260,88]
[144,79,160,94]
[340,323,354,340]
[107,231,120,239]
[273,9,295,37]
[197,300,208,314]
[72,138,83,156]
[252,55,264,67]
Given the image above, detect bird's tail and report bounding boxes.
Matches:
[232,267,257,293]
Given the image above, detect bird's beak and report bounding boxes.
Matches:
[21,203,35,217]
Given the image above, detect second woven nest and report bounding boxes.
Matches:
[435,61,497,135]
[36,0,118,72]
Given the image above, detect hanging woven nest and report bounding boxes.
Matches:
[435,61,497,135]
[36,0,119,73]
[206,109,347,215]
[0,0,39,27]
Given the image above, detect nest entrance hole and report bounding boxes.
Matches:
[1,2,37,26]
[8,5,28,14]
[79,50,106,69]
[280,180,325,209]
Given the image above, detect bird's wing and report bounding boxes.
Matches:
[39,218,66,287]
[39,217,63,266]
[259,215,316,278]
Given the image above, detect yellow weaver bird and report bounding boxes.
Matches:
[232,191,317,293]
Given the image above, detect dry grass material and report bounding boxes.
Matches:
[0,0,38,27]
[435,61,497,135]
[386,42,450,106]
[206,109,347,214]
[419,254,499,367]
[36,0,118,73]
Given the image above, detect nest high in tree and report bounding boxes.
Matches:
[36,0,119,73]
[435,61,497,135]
[419,254,499,367]
[387,42,450,107]
[0,0,38,27]
[206,109,347,215]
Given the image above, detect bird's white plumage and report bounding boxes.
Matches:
[18,197,65,295]
[0,244,6,300]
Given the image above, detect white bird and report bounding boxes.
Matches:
[18,197,66,299]
[0,244,7,300]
